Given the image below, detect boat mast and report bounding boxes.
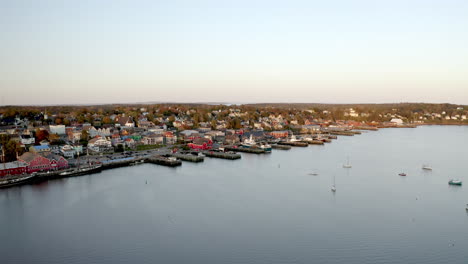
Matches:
[77,151,80,169]
[1,145,6,171]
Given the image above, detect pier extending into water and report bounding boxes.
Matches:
[202,151,241,160]
[278,141,309,147]
[171,153,204,162]
[146,155,182,167]
[271,144,291,150]
[225,146,266,154]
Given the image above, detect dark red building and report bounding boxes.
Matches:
[0,161,28,177]
[18,152,68,173]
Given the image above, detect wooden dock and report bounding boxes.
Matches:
[171,153,204,162]
[225,146,265,154]
[354,126,378,131]
[271,144,291,150]
[330,131,355,136]
[146,155,182,167]
[307,140,324,145]
[202,151,241,160]
[278,141,308,147]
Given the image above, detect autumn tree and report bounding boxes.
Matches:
[35,129,49,144]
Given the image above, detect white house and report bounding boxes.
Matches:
[390,118,404,125]
[49,125,66,135]
[60,145,75,158]
[88,137,112,153]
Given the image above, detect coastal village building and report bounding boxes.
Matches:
[20,133,35,145]
[18,152,68,173]
[188,138,213,150]
[115,116,135,127]
[0,161,28,177]
[49,125,66,135]
[123,138,136,148]
[87,137,112,153]
[163,132,177,144]
[225,134,240,145]
[269,131,289,139]
[60,145,76,158]
[29,144,51,154]
[89,127,112,138]
[141,134,164,145]
[390,118,404,125]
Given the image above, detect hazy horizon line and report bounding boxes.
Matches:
[0,101,466,108]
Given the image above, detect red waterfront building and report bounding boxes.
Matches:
[18,152,69,173]
[188,138,213,150]
[0,161,28,177]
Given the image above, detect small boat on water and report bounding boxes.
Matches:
[465,204,468,211]
[448,179,462,186]
[422,165,432,170]
[343,157,352,168]
[399,173,407,176]
[331,175,336,192]
[0,173,37,188]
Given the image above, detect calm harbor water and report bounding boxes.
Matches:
[1,126,468,264]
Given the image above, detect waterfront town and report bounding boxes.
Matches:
[0,103,467,186]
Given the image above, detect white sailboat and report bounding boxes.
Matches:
[331,175,336,192]
[343,156,352,168]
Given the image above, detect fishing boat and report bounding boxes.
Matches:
[289,133,302,142]
[343,157,352,168]
[399,173,407,176]
[422,164,432,170]
[241,135,256,148]
[241,135,271,152]
[258,143,272,153]
[448,179,462,186]
[0,173,37,188]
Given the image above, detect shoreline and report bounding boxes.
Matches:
[2,124,460,189]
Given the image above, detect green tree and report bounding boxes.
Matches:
[80,130,89,145]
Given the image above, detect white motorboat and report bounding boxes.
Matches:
[343,157,352,168]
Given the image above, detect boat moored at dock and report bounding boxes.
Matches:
[59,164,103,177]
[0,173,37,188]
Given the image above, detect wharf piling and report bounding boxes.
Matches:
[354,126,378,131]
[307,140,324,145]
[330,131,355,136]
[146,155,182,167]
[278,141,309,147]
[101,157,145,169]
[203,151,241,160]
[271,144,291,150]
[225,146,265,154]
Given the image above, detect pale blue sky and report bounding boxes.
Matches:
[1,0,468,105]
